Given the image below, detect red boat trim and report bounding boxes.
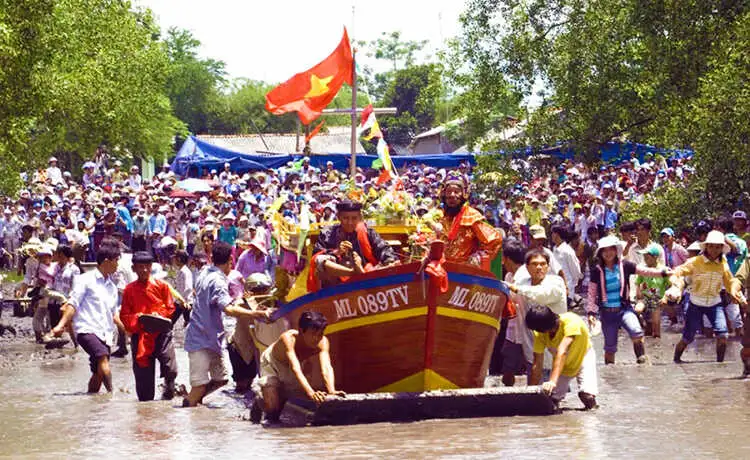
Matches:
[423,272,440,373]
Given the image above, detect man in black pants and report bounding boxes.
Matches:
[119,251,178,401]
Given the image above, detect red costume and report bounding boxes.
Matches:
[440,205,502,270]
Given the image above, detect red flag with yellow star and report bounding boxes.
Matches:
[265,28,353,125]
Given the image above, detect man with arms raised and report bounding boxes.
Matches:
[310,200,397,291]
[437,171,502,269]
[252,311,344,423]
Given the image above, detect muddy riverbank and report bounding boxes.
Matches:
[0,305,749,458]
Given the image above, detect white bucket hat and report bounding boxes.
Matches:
[700,230,730,254]
[595,235,625,258]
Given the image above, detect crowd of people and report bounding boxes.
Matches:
[3,149,750,419]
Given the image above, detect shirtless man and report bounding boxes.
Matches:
[252,311,343,423]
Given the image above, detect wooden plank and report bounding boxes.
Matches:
[286,386,558,426]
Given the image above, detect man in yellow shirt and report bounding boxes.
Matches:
[667,230,748,363]
[526,306,598,410]
[524,197,543,227]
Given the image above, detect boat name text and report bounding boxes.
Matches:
[334,285,409,320]
[447,286,499,314]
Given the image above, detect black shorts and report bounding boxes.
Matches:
[77,333,110,373]
[227,342,257,383]
[501,340,530,376]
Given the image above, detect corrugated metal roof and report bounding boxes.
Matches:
[197,126,365,155]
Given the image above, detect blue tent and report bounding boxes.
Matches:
[171,136,291,176]
[171,135,690,177]
[171,136,477,177]
[533,141,693,163]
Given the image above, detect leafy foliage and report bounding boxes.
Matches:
[0,0,185,193]
[458,0,746,155]
[378,64,443,146]
[164,27,226,135]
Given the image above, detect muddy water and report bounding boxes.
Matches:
[1,319,749,458]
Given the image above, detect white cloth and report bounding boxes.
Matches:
[53,261,80,294]
[552,347,598,401]
[627,240,666,266]
[554,242,583,295]
[68,269,119,346]
[46,166,63,185]
[176,264,195,305]
[504,271,534,363]
[514,274,568,316]
[128,174,142,190]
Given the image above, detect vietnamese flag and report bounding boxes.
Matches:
[265,28,353,125]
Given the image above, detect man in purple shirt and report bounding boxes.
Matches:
[235,238,271,279]
[182,241,271,407]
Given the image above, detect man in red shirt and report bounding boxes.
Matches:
[120,252,178,401]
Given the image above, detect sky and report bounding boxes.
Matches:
[136,0,467,83]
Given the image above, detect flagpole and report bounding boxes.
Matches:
[350,49,358,179]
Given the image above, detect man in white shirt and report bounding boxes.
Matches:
[527,225,564,281]
[507,249,568,317]
[128,165,142,191]
[551,224,583,301]
[48,244,81,347]
[500,240,533,386]
[46,157,63,185]
[173,250,194,325]
[51,239,121,393]
[626,218,665,266]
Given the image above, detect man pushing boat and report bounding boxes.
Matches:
[251,311,344,423]
[309,199,398,291]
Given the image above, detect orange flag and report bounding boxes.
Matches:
[265,28,353,125]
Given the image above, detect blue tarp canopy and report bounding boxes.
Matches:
[171,136,477,177]
[532,141,693,163]
[171,136,692,177]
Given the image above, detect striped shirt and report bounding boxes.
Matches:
[604,267,621,308]
[673,255,737,307]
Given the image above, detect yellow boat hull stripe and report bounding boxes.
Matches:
[435,306,500,330]
[376,369,460,392]
[325,306,428,335]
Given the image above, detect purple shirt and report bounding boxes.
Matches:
[664,243,689,268]
[235,249,269,279]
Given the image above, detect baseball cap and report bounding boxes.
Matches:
[529,225,547,240]
[638,245,661,257]
[660,227,675,237]
[733,210,747,220]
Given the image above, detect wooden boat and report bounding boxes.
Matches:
[268,257,510,394]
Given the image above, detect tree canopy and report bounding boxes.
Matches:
[0,0,185,193]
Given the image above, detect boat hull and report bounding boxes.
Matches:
[273,262,509,393]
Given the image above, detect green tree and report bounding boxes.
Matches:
[356,31,429,103]
[458,0,746,156]
[378,63,443,146]
[0,0,184,192]
[208,79,298,135]
[679,10,750,211]
[441,37,521,151]
[164,27,226,134]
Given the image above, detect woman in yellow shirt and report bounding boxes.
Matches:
[667,231,747,363]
